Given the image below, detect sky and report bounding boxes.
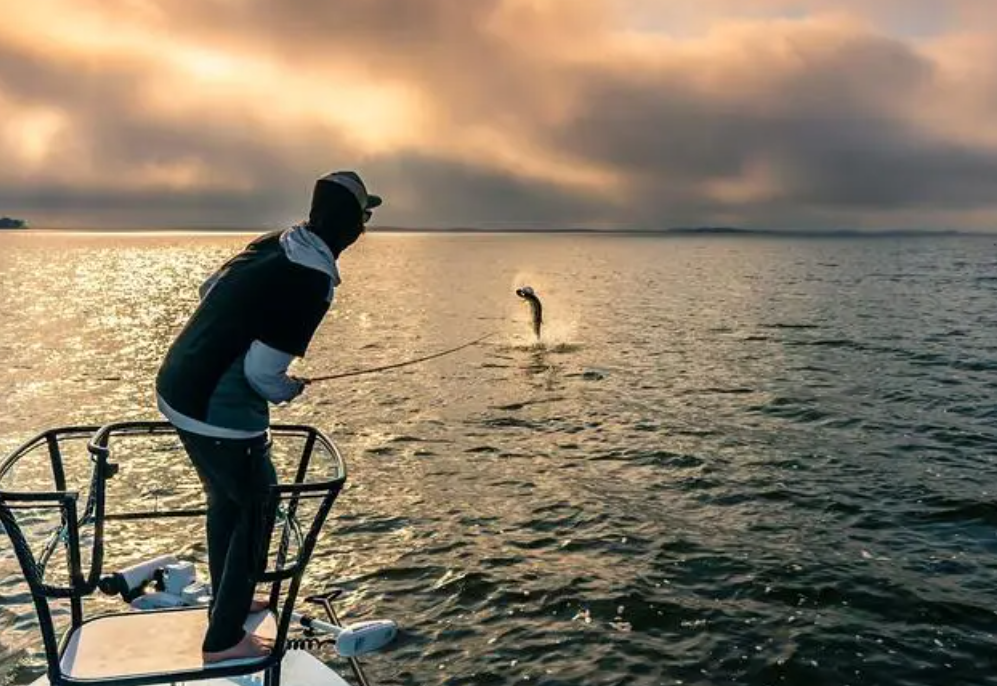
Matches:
[2,0,997,230]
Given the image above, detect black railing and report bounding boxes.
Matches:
[0,421,348,686]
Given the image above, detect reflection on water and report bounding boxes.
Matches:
[2,231,997,686]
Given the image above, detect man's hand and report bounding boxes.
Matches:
[288,376,309,399]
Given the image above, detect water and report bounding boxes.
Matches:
[2,231,997,686]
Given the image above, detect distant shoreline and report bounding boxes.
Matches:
[0,226,985,237]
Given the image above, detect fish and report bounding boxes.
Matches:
[515,286,543,340]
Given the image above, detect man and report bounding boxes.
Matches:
[155,171,381,663]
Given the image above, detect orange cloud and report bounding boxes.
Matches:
[1,0,997,229]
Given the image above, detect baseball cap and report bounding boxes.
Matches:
[317,171,382,213]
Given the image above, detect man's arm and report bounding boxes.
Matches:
[243,340,305,403]
[251,266,331,402]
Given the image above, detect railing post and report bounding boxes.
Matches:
[64,496,85,629]
[45,432,67,492]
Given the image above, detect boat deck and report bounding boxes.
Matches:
[60,608,274,680]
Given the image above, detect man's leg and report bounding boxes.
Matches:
[178,430,239,600]
[178,430,277,654]
[204,436,276,652]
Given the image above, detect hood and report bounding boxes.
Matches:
[279,224,341,300]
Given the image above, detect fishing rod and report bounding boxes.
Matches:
[303,285,545,385]
[303,332,495,385]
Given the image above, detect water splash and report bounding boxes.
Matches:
[509,276,579,351]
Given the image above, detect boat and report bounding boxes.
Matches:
[0,421,396,686]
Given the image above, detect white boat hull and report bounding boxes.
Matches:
[177,650,353,686]
[30,650,353,686]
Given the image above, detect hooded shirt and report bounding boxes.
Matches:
[155,224,338,438]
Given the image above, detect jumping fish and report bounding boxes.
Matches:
[515,286,543,340]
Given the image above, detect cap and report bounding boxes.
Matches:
[317,171,382,213]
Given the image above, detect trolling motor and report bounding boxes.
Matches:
[97,554,179,601]
[98,557,397,658]
[99,558,210,606]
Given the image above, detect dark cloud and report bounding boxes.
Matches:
[547,27,997,224]
[362,153,617,228]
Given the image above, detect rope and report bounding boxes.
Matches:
[303,332,496,385]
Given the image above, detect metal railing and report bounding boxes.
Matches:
[0,421,348,686]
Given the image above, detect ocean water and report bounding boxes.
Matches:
[1,230,996,686]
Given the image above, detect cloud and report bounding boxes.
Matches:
[361,153,619,228]
[1,0,997,229]
[551,19,997,223]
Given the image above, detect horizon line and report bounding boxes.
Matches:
[1,225,990,237]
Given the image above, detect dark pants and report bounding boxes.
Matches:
[177,429,277,653]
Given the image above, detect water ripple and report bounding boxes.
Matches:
[2,233,997,686]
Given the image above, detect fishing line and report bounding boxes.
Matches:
[303,332,496,385]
